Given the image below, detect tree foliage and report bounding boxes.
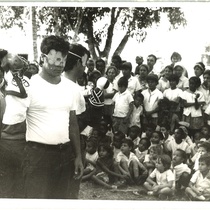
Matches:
[0,6,187,61]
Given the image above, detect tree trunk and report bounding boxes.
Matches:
[101,8,122,59]
[53,7,61,36]
[86,13,98,61]
[72,8,84,43]
[31,6,38,61]
[113,33,129,56]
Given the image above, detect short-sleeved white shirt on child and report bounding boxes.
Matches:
[135,148,148,162]
[190,170,210,194]
[129,105,143,128]
[149,168,175,186]
[86,151,99,171]
[26,75,77,145]
[167,137,191,156]
[172,163,191,181]
[112,89,134,118]
[116,151,139,166]
[142,88,163,118]
[181,90,205,117]
[163,88,183,102]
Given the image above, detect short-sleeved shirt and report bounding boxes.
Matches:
[157,77,170,92]
[86,151,99,170]
[134,148,148,162]
[198,84,210,110]
[112,90,134,118]
[163,88,183,103]
[181,90,205,117]
[190,170,210,193]
[172,163,191,181]
[167,137,191,155]
[142,88,163,118]
[116,151,139,166]
[26,75,77,144]
[150,168,175,186]
[177,75,189,90]
[129,104,143,128]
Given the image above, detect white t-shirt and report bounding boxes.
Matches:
[190,170,210,194]
[163,88,183,102]
[167,137,191,155]
[116,151,139,166]
[26,75,77,144]
[112,90,134,118]
[150,168,175,186]
[3,71,30,124]
[172,163,191,181]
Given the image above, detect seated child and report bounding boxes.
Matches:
[127,125,141,149]
[144,144,163,175]
[149,131,164,148]
[111,131,125,160]
[171,149,191,191]
[116,138,148,185]
[143,154,175,200]
[190,142,210,171]
[200,124,210,142]
[141,123,156,139]
[82,138,99,181]
[185,153,210,201]
[165,127,191,159]
[91,144,126,189]
[98,118,112,146]
[135,137,150,163]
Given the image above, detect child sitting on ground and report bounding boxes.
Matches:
[98,118,112,146]
[185,153,210,201]
[143,154,175,200]
[82,138,99,181]
[91,144,126,189]
[200,124,210,142]
[190,142,210,172]
[112,131,125,160]
[144,144,163,175]
[135,137,150,163]
[171,149,191,191]
[149,131,164,148]
[116,138,148,185]
[127,125,141,149]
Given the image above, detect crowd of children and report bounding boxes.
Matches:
[77,52,210,201]
[1,49,210,201]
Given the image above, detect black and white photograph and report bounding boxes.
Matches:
[0,1,210,209]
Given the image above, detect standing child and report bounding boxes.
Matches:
[182,77,205,137]
[112,76,134,135]
[116,138,148,185]
[129,90,144,129]
[185,153,210,201]
[143,154,175,199]
[171,149,191,191]
[127,125,141,149]
[163,74,183,132]
[142,74,163,126]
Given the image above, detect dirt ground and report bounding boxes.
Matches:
[79,181,189,201]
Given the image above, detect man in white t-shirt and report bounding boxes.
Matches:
[23,36,83,199]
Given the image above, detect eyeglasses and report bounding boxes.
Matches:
[43,53,67,66]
